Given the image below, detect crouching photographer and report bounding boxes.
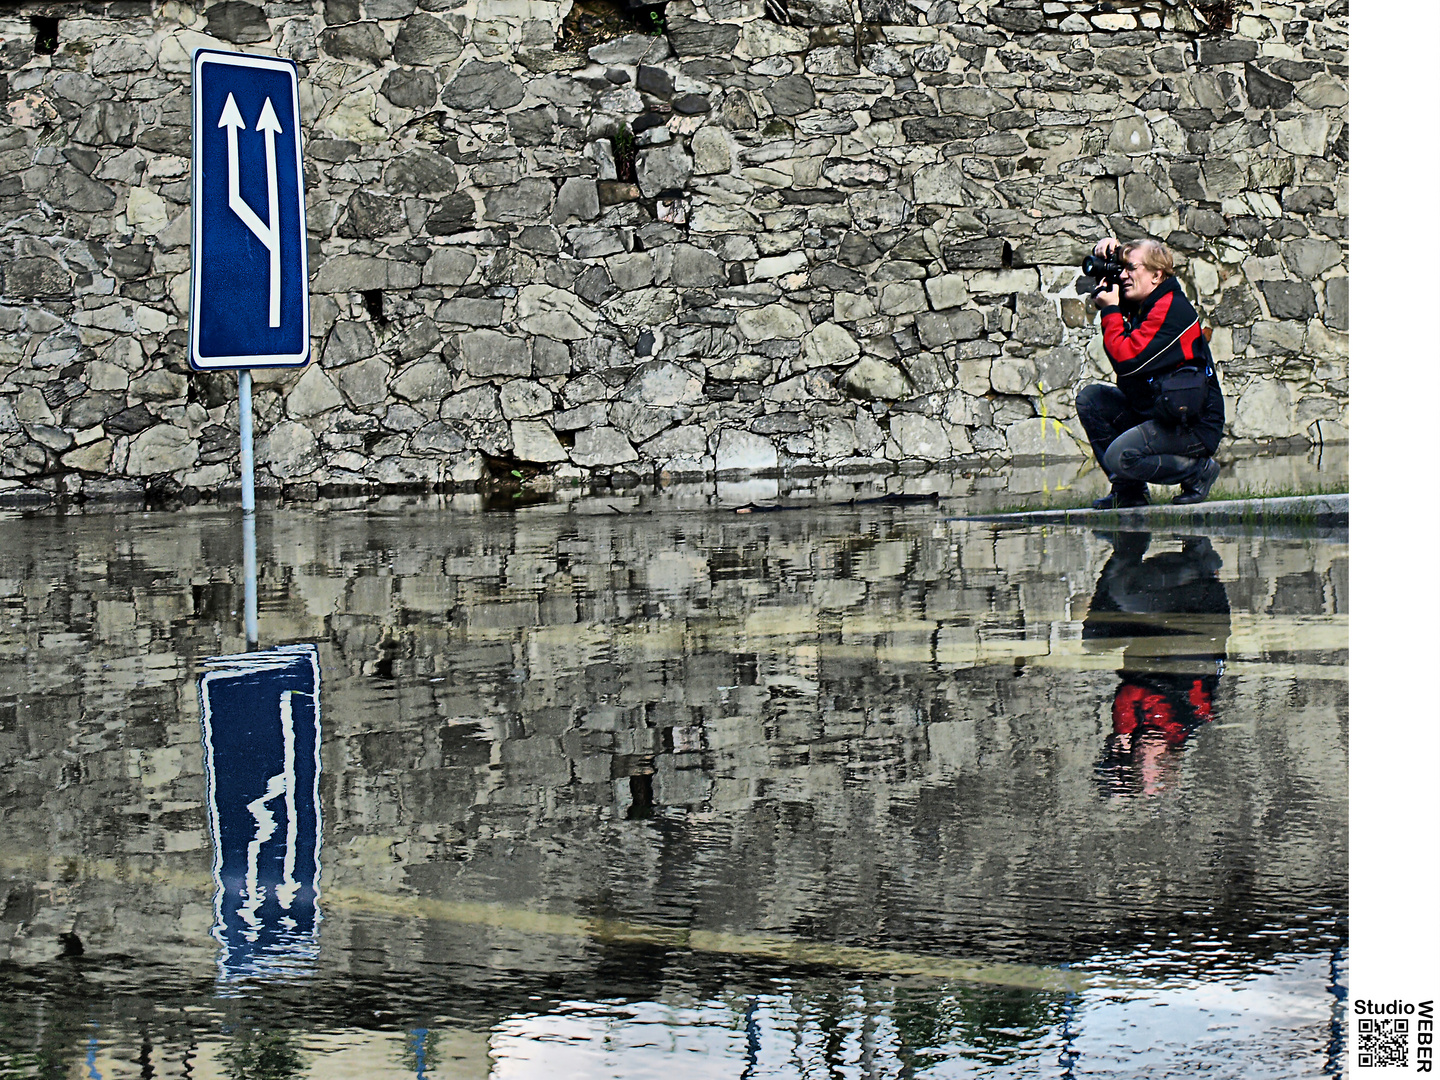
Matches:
[1077,238,1224,509]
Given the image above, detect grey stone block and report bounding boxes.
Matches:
[1259,280,1318,320]
[720,89,757,130]
[763,76,816,117]
[410,421,466,455]
[1013,293,1064,346]
[508,107,556,147]
[1095,47,1151,76]
[673,93,711,115]
[665,245,722,289]
[435,297,503,326]
[840,358,911,400]
[941,236,1006,271]
[91,41,154,75]
[589,33,662,65]
[318,21,388,62]
[987,4,1042,31]
[482,179,554,222]
[902,117,987,143]
[666,17,741,56]
[2,257,70,299]
[440,385,501,421]
[1281,186,1335,213]
[553,177,600,224]
[337,357,391,407]
[74,102,139,147]
[49,167,117,212]
[338,190,407,238]
[551,402,608,431]
[637,65,673,97]
[1121,174,1174,217]
[324,321,377,366]
[392,14,463,65]
[391,359,450,402]
[516,226,561,255]
[534,338,571,377]
[916,308,983,348]
[1197,39,1259,65]
[422,248,476,287]
[391,318,441,361]
[312,256,422,293]
[574,266,617,305]
[636,144,694,198]
[1210,284,1261,326]
[62,393,124,430]
[425,193,475,236]
[570,426,638,467]
[383,149,457,195]
[366,0,416,16]
[205,2,272,43]
[460,330,531,377]
[104,405,158,436]
[1034,346,1083,389]
[1244,63,1294,108]
[443,61,526,111]
[381,68,437,109]
[1323,277,1347,331]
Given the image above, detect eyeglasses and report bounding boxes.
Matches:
[1122,262,1148,273]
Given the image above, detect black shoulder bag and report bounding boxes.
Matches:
[1149,364,1212,427]
[1135,314,1210,426]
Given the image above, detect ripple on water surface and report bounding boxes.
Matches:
[0,501,1347,1078]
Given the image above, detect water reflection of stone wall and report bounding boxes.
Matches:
[1,506,1345,983]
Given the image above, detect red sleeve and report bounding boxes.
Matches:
[1102,291,1174,365]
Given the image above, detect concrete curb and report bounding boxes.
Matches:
[957,493,1348,529]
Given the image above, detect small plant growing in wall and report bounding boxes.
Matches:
[612,124,637,183]
[1193,0,1240,32]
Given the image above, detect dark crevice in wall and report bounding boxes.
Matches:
[558,0,666,55]
[1192,1,1241,32]
[32,16,59,55]
[361,289,386,325]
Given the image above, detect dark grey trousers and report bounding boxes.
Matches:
[1076,383,1211,490]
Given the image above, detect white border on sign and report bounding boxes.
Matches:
[189,48,311,371]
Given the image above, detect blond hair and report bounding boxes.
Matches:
[1121,239,1175,279]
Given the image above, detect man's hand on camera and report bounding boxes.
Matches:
[1093,238,1119,259]
[1093,282,1121,308]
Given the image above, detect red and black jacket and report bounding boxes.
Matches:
[1098,276,1225,452]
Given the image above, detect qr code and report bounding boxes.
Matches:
[1359,1017,1410,1068]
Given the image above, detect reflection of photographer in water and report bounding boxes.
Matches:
[1083,531,1231,797]
[1078,238,1225,510]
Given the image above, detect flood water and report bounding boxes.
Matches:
[0,485,1347,1078]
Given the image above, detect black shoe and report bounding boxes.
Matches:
[1092,487,1149,510]
[1173,458,1221,505]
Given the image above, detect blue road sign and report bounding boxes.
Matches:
[190,49,309,370]
[199,644,322,982]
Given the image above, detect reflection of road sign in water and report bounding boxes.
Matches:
[190,49,309,369]
[199,644,321,981]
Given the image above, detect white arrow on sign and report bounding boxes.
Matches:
[218,92,284,328]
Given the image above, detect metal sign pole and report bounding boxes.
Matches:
[242,509,259,648]
[239,368,258,646]
[238,368,256,513]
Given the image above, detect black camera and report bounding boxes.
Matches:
[1082,252,1125,286]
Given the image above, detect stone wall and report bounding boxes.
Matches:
[0,0,1348,500]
